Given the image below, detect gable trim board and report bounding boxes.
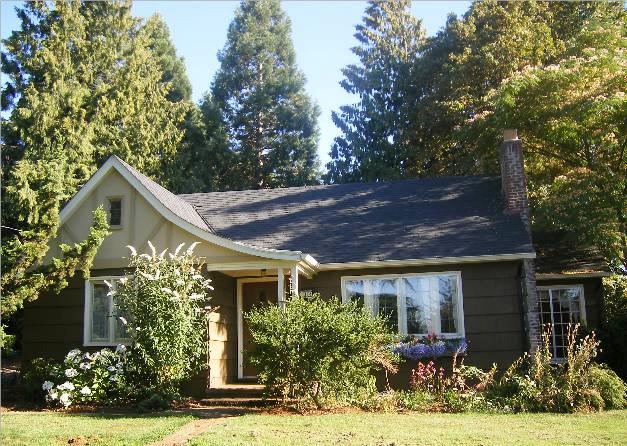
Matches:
[59,156,318,269]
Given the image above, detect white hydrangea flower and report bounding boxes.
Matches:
[42,381,54,391]
[65,349,81,362]
[79,362,91,370]
[115,344,127,354]
[59,393,72,407]
[65,368,78,378]
[80,386,91,395]
[58,381,75,391]
[107,366,116,372]
[48,391,59,401]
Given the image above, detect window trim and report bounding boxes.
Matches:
[106,196,124,229]
[341,271,465,339]
[537,284,587,360]
[83,276,130,347]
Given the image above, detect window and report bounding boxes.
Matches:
[84,277,130,346]
[341,272,464,338]
[538,285,586,359]
[108,198,122,227]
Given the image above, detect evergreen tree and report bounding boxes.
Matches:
[326,0,424,183]
[0,0,185,317]
[211,0,320,190]
[143,13,192,103]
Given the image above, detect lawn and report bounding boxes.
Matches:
[0,411,194,446]
[2,410,626,446]
[190,411,627,446]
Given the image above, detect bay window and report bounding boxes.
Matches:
[341,272,464,338]
[83,277,130,346]
[538,285,586,359]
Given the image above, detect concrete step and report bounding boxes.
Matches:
[205,383,264,398]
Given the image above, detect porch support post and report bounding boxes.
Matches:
[277,268,286,309]
[290,265,299,298]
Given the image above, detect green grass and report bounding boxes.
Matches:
[3,410,626,445]
[190,411,627,446]
[0,411,194,446]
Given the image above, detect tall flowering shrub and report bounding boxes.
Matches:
[40,346,128,407]
[113,242,213,396]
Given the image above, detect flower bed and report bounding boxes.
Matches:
[391,334,467,361]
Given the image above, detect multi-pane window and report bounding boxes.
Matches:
[538,285,586,359]
[341,272,464,337]
[84,278,129,345]
[108,198,122,227]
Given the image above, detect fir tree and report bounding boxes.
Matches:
[326,0,424,183]
[211,0,320,189]
[0,0,185,317]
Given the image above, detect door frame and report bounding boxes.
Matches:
[236,277,278,380]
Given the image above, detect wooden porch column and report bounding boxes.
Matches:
[290,265,299,298]
[277,268,286,309]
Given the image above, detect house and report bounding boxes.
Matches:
[23,130,610,391]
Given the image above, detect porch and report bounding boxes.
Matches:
[205,261,314,389]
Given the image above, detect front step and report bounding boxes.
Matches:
[205,383,264,398]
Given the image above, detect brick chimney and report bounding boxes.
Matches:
[500,129,530,231]
[499,129,540,352]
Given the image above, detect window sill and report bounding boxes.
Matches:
[108,225,123,231]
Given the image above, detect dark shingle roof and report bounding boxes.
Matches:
[115,156,210,232]
[180,176,534,264]
[534,231,609,275]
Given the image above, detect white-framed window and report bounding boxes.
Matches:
[537,284,586,359]
[107,197,123,228]
[341,272,465,338]
[83,277,130,346]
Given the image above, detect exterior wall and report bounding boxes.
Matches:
[22,268,123,362]
[535,276,604,331]
[23,268,236,397]
[301,261,527,372]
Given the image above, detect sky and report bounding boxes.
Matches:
[0,1,471,165]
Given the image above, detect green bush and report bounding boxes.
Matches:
[114,242,213,397]
[589,364,626,409]
[245,294,396,408]
[599,275,627,380]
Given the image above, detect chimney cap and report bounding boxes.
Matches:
[503,129,519,141]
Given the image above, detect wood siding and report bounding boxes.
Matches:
[301,261,527,371]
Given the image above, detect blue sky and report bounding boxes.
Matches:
[1,1,471,165]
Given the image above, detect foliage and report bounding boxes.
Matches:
[24,347,128,407]
[599,275,627,380]
[489,324,624,412]
[485,10,627,268]
[113,242,213,397]
[211,0,321,189]
[137,393,171,412]
[326,0,424,183]
[1,0,187,321]
[245,294,397,408]
[1,206,110,317]
[588,364,627,410]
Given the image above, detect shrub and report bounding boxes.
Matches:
[24,347,129,407]
[113,242,213,397]
[245,294,396,408]
[588,364,626,409]
[599,275,627,380]
[489,324,626,412]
